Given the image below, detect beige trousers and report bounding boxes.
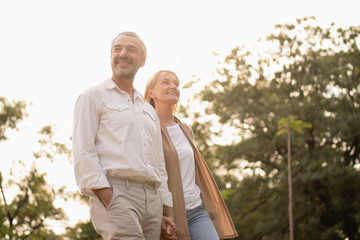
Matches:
[89,178,163,240]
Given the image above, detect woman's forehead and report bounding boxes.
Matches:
[159,72,178,81]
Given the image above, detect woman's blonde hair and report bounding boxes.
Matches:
[144,70,179,114]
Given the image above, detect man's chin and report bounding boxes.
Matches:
[113,70,137,80]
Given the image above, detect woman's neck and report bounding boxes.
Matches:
[155,104,176,126]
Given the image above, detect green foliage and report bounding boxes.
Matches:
[33,124,72,162]
[0,163,65,239]
[277,115,312,136]
[187,17,360,239]
[61,193,101,239]
[0,120,69,239]
[0,100,98,239]
[63,220,101,240]
[0,97,27,142]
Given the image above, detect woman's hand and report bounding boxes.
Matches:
[161,216,177,240]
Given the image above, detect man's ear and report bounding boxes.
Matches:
[110,53,114,65]
[140,56,146,67]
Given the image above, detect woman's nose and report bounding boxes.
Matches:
[170,82,178,89]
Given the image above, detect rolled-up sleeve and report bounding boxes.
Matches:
[72,90,110,197]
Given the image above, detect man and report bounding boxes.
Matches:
[73,32,175,239]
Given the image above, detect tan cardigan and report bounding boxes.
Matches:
[161,117,238,239]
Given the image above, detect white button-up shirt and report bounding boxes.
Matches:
[72,79,172,207]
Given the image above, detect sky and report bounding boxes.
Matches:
[1,0,359,233]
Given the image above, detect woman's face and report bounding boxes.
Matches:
[150,72,180,107]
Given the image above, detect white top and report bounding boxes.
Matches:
[72,79,172,207]
[166,124,202,210]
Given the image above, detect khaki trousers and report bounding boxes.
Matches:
[90,178,163,240]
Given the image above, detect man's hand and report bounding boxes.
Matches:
[161,206,177,239]
[93,187,113,208]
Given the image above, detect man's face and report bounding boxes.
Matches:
[110,35,146,80]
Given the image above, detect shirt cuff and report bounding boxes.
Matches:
[79,173,110,197]
[161,189,173,207]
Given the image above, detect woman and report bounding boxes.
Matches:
[144,70,238,240]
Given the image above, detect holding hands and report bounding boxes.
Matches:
[161,206,177,239]
[161,216,177,240]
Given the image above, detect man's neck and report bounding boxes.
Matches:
[112,76,135,101]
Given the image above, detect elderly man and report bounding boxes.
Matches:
[73,32,175,240]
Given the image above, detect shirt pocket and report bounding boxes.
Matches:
[103,104,132,128]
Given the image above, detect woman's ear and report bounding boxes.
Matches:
[147,89,155,99]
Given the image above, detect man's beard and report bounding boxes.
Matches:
[112,57,139,79]
[112,67,138,79]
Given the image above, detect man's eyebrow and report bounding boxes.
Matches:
[113,44,138,49]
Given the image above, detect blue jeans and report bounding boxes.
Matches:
[186,204,219,240]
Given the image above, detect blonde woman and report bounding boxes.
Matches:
[145,70,238,240]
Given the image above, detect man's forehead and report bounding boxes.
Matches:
[111,33,147,57]
[113,35,141,47]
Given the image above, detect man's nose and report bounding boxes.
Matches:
[119,48,128,57]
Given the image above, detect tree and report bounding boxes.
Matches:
[62,193,101,240]
[0,96,102,239]
[0,97,100,239]
[0,98,64,239]
[0,97,27,142]
[0,124,67,238]
[35,125,101,239]
[0,165,65,240]
[184,17,360,239]
[0,97,99,240]
[64,220,101,240]
[277,116,312,240]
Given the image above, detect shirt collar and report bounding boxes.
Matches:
[134,89,145,103]
[104,78,117,90]
[104,79,145,103]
